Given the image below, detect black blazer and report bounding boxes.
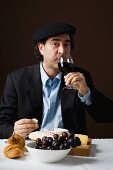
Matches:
[0,64,113,138]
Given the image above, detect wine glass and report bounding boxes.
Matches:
[58,55,75,90]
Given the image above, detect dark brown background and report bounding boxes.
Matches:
[0,0,113,138]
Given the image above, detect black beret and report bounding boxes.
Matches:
[33,22,76,42]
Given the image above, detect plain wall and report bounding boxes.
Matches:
[0,0,113,138]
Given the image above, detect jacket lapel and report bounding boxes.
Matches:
[26,64,43,127]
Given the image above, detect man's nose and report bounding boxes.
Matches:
[58,45,65,54]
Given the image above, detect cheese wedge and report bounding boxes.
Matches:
[75,134,88,145]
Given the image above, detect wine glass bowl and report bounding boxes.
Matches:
[58,55,75,90]
[58,55,74,75]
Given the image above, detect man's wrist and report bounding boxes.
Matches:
[79,87,89,96]
[78,88,92,105]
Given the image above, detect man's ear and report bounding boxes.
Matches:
[37,43,44,55]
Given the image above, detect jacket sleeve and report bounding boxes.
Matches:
[0,74,18,138]
[82,71,113,123]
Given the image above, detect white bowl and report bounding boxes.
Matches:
[26,141,71,163]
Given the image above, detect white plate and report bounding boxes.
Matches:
[29,128,69,140]
[44,128,69,135]
[28,131,52,140]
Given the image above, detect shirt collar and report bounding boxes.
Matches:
[40,62,62,87]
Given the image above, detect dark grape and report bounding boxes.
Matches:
[53,134,59,140]
[61,132,69,139]
[34,144,39,149]
[74,137,81,146]
[52,140,60,150]
[69,138,78,148]
[63,142,70,149]
[59,143,65,150]
[42,136,48,141]
[42,139,49,147]
[34,142,42,149]
[34,132,81,150]
[67,132,75,139]
[48,137,53,145]
[36,138,42,144]
[58,135,65,142]
[34,138,42,149]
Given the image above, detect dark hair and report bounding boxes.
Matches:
[33,38,47,62]
[33,34,75,62]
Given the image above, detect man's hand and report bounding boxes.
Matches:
[14,118,39,138]
[64,72,89,95]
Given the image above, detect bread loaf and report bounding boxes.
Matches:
[4,144,24,159]
[4,134,25,159]
[8,134,25,147]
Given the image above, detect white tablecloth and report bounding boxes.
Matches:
[0,139,113,170]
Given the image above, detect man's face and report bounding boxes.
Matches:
[38,34,71,70]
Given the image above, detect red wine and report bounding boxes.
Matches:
[58,62,74,75]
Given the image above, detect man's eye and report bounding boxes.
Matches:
[52,42,58,46]
[64,43,70,47]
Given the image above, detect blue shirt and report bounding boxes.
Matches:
[40,63,63,130]
[40,63,92,130]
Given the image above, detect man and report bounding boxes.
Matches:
[0,22,113,139]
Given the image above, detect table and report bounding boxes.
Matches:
[0,139,113,170]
